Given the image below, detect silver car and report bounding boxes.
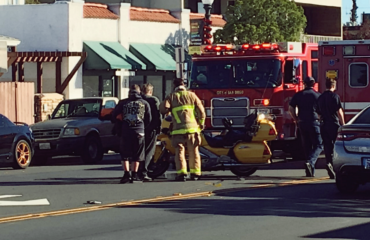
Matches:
[30,97,120,165]
[334,106,370,193]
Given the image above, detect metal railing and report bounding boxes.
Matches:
[300,34,342,43]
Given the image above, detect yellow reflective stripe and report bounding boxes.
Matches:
[176,91,187,97]
[177,169,188,175]
[199,119,205,125]
[190,169,201,174]
[171,105,195,124]
[171,127,200,135]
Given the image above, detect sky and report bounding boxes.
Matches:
[342,0,370,24]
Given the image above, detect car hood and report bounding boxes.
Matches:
[30,117,91,130]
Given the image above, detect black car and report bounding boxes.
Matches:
[0,114,34,169]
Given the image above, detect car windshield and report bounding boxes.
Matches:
[353,107,370,124]
[190,59,282,89]
[51,99,102,119]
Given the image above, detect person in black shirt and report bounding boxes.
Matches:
[317,78,345,179]
[139,83,162,181]
[113,85,152,184]
[289,76,323,177]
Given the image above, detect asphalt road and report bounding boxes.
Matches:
[1,154,370,240]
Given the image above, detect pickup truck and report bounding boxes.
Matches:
[30,97,120,165]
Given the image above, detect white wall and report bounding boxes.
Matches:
[82,19,118,41]
[126,21,180,44]
[0,4,69,51]
[66,2,84,99]
[0,3,86,99]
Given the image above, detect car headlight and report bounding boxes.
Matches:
[64,128,80,136]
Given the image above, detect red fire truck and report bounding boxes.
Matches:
[189,42,319,158]
[319,40,370,122]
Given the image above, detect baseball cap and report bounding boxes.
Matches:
[304,76,315,83]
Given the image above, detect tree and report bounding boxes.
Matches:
[213,0,307,44]
[357,19,370,39]
[350,0,358,24]
[25,0,40,4]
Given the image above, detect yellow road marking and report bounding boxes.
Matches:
[0,176,329,224]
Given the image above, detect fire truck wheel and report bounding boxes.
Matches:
[230,167,257,177]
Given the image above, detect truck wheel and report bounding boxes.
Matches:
[12,140,32,169]
[336,174,359,194]
[147,151,170,179]
[81,135,103,164]
[230,167,257,177]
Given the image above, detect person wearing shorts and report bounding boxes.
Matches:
[113,84,151,183]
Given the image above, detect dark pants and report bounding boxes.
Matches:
[320,123,339,165]
[140,130,157,177]
[299,122,323,174]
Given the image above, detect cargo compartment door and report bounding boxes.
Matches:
[343,57,370,121]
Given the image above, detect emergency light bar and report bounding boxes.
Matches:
[203,42,285,54]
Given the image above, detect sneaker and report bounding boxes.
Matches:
[142,175,152,182]
[120,172,131,184]
[305,163,314,177]
[190,174,200,181]
[326,163,335,179]
[130,172,143,183]
[175,175,186,182]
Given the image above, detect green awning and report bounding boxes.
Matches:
[83,41,146,70]
[129,43,177,71]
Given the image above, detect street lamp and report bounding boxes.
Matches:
[202,0,214,21]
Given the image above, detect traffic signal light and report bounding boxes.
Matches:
[202,18,212,45]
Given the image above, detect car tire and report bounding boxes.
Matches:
[81,135,103,164]
[12,140,32,169]
[230,167,258,177]
[336,174,359,194]
[31,156,49,166]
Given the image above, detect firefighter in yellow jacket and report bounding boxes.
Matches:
[160,78,206,181]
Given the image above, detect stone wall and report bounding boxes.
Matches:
[34,93,64,122]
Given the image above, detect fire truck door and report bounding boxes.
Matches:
[282,58,300,139]
[342,58,370,121]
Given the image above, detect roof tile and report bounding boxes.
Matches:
[84,3,119,20]
[189,13,226,27]
[130,7,180,23]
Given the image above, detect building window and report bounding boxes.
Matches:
[83,76,100,97]
[311,50,318,59]
[302,60,307,81]
[284,60,294,84]
[349,63,368,88]
[102,79,114,97]
[83,76,116,97]
[311,61,318,82]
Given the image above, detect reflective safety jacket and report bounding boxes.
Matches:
[160,86,205,135]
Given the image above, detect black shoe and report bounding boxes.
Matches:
[175,175,186,182]
[305,163,314,177]
[120,172,131,184]
[130,172,143,183]
[190,174,200,181]
[326,163,335,179]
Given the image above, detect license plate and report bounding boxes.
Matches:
[363,158,370,169]
[39,143,51,150]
